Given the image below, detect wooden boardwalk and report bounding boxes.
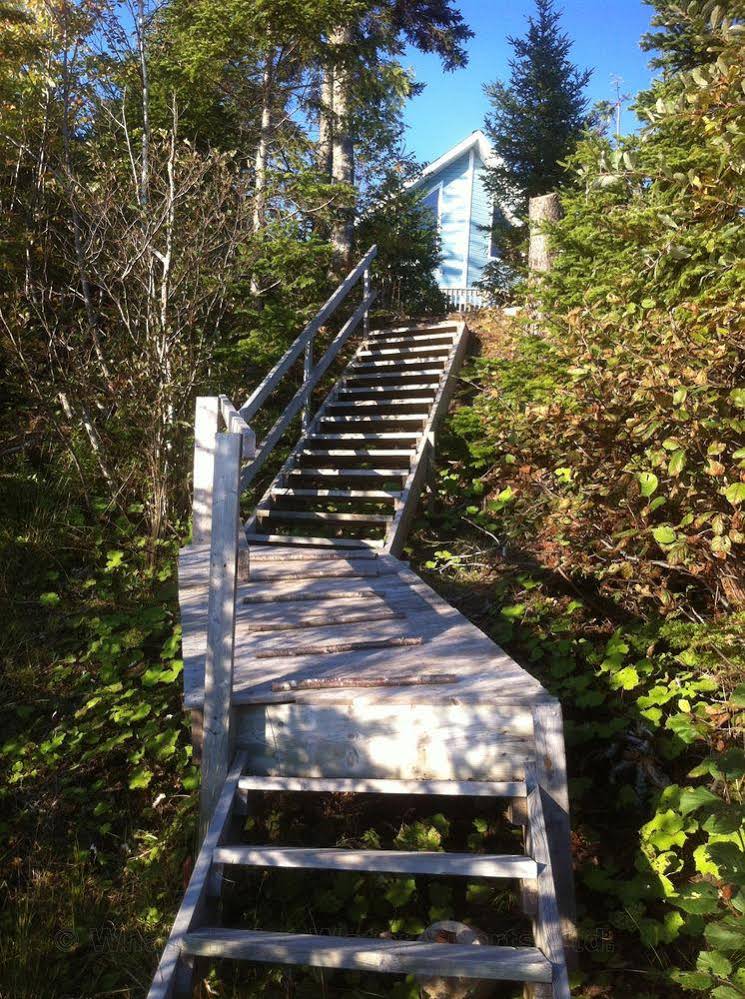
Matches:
[149,248,575,998]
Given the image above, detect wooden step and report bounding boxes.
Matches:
[246,548,379,562]
[182,929,552,982]
[304,433,419,444]
[285,468,407,482]
[336,384,438,399]
[350,357,448,372]
[367,323,458,339]
[237,775,528,797]
[255,509,391,525]
[319,415,427,431]
[365,333,456,351]
[212,846,538,879]
[326,399,434,413]
[359,344,452,359]
[270,487,400,501]
[295,447,413,467]
[344,370,446,387]
[244,532,385,549]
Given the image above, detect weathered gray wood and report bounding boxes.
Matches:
[239,245,377,421]
[147,751,248,999]
[182,929,553,982]
[244,531,385,549]
[192,396,220,545]
[199,431,242,843]
[255,633,423,659]
[237,774,528,797]
[212,846,537,879]
[525,765,571,999]
[218,395,257,456]
[271,672,456,691]
[241,290,377,490]
[532,702,577,964]
[256,508,390,524]
[237,702,534,779]
[251,607,404,632]
[243,587,381,604]
[271,486,401,500]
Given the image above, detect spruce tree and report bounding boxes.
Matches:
[483,0,592,210]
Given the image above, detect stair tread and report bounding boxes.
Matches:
[286,467,407,478]
[181,929,552,982]
[297,447,414,457]
[212,846,538,878]
[244,532,384,549]
[327,399,434,409]
[256,509,391,524]
[237,775,528,797]
[270,487,400,500]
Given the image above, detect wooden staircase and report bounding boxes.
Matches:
[150,248,575,998]
[245,319,468,554]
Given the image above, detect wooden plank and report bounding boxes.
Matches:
[256,509,391,525]
[212,846,538,879]
[237,702,534,779]
[255,633,424,659]
[147,751,248,999]
[191,397,220,546]
[237,775,527,797]
[218,395,256,456]
[183,929,552,982]
[270,487,400,501]
[244,532,385,549]
[532,702,577,964]
[199,431,242,843]
[247,547,380,562]
[305,433,419,443]
[239,245,377,420]
[359,344,452,358]
[525,765,571,999]
[242,587,382,604]
[285,467,408,480]
[248,607,404,632]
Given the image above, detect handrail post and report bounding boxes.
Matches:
[363,264,371,340]
[199,430,242,843]
[301,337,313,431]
[192,397,220,545]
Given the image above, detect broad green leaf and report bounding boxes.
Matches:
[653,525,677,545]
[129,766,153,790]
[730,389,745,409]
[669,449,686,476]
[679,786,721,815]
[705,916,745,952]
[723,482,745,506]
[674,882,720,914]
[730,685,745,707]
[610,666,640,690]
[639,472,659,497]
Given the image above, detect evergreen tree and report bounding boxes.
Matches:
[483,0,592,209]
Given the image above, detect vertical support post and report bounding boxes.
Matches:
[301,337,313,431]
[199,431,242,843]
[532,701,577,965]
[192,396,220,545]
[363,265,371,340]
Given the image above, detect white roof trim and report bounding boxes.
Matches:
[409,130,498,190]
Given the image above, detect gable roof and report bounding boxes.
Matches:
[409,130,497,191]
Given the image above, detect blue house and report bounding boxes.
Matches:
[410,130,509,310]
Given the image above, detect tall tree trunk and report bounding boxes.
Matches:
[528,192,562,273]
[318,65,334,178]
[253,47,275,234]
[330,25,354,274]
[136,0,150,207]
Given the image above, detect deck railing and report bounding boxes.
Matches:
[190,246,377,836]
[444,286,486,312]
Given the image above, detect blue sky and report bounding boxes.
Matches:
[401,0,658,164]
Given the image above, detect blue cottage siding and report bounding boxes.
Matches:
[467,159,493,287]
[422,151,471,289]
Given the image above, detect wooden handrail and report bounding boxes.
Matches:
[241,290,376,490]
[239,245,377,422]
